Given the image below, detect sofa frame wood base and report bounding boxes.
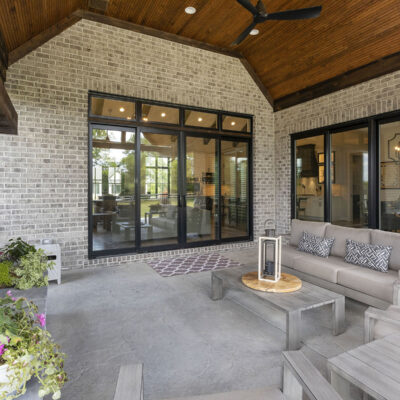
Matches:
[282,266,392,310]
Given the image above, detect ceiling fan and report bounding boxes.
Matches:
[232,0,322,46]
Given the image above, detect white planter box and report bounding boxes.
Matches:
[38,244,61,285]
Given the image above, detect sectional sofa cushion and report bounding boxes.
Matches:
[371,230,400,271]
[268,245,302,269]
[337,267,398,303]
[325,225,370,258]
[292,254,352,284]
[289,219,329,247]
[298,232,335,258]
[344,239,392,273]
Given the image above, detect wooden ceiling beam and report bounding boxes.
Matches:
[8,10,82,65]
[274,50,400,111]
[88,0,109,13]
[0,26,17,135]
[239,56,274,108]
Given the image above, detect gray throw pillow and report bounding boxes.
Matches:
[344,239,392,273]
[298,231,335,258]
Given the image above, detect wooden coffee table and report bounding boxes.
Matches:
[328,333,400,400]
[211,265,345,350]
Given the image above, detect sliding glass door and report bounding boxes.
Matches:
[221,139,249,238]
[90,125,252,256]
[379,120,400,232]
[185,136,218,243]
[140,130,179,247]
[294,135,325,221]
[330,127,369,227]
[90,127,136,253]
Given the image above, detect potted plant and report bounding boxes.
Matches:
[0,293,67,399]
[0,238,54,290]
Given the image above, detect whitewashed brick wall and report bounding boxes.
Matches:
[275,71,400,234]
[0,19,274,269]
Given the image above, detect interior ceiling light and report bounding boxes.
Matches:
[119,107,125,112]
[161,112,166,117]
[126,116,132,120]
[231,121,236,126]
[249,29,259,36]
[198,117,203,122]
[185,6,196,14]
[143,117,148,121]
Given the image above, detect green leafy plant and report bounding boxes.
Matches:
[0,262,13,288]
[0,239,36,263]
[0,294,67,399]
[12,250,54,290]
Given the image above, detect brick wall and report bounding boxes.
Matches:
[0,19,275,269]
[275,71,400,234]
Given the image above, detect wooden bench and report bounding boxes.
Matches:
[113,351,343,400]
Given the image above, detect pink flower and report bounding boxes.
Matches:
[0,344,5,356]
[6,290,11,297]
[36,313,46,327]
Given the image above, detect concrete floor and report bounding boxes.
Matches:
[46,247,367,400]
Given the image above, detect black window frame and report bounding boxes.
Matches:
[88,92,253,259]
[291,108,400,229]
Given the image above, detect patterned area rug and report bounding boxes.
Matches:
[147,252,244,277]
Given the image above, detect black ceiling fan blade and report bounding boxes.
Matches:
[265,6,322,20]
[231,21,257,46]
[236,0,258,16]
[256,0,267,15]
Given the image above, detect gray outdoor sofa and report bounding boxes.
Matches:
[282,219,400,309]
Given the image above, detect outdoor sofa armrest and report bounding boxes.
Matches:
[364,306,400,343]
[282,351,342,400]
[393,279,400,305]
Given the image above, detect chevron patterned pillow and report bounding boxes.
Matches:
[344,239,392,273]
[298,231,335,258]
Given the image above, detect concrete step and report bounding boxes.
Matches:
[164,386,285,400]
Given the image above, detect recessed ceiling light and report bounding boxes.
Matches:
[185,6,196,14]
[198,117,203,122]
[249,29,259,36]
[119,107,125,112]
[161,112,166,117]
[143,117,148,121]
[231,121,236,126]
[127,116,132,120]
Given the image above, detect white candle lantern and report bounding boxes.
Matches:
[258,236,282,283]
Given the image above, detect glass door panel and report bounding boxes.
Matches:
[294,135,325,221]
[221,140,249,238]
[186,136,217,242]
[331,127,369,227]
[379,120,400,232]
[140,131,179,247]
[91,127,136,252]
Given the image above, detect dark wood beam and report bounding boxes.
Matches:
[88,0,109,13]
[76,10,241,59]
[0,79,18,135]
[274,51,400,111]
[8,11,82,65]
[239,56,274,108]
[0,27,7,82]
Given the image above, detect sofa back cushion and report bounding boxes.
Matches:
[325,225,370,258]
[371,230,400,271]
[289,219,329,246]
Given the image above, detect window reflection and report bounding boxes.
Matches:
[141,104,179,125]
[221,140,248,238]
[91,97,135,120]
[295,136,324,221]
[380,121,400,232]
[92,128,136,252]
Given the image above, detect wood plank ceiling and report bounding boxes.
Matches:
[1,0,400,111]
